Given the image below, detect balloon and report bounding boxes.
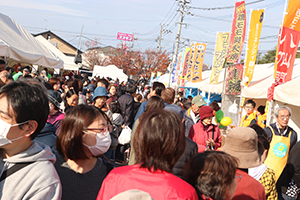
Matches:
[220,117,232,126]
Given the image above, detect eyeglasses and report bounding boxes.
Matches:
[83,127,109,136]
[244,106,253,109]
[279,116,290,120]
[235,173,242,182]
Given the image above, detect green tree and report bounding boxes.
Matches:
[257,46,300,64]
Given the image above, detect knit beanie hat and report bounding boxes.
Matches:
[199,106,214,120]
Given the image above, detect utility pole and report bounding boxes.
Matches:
[168,0,187,86]
[75,25,84,64]
[158,24,163,51]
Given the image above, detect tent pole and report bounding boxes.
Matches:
[207,84,211,106]
[221,64,228,110]
[266,100,273,126]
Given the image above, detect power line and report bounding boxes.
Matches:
[188,0,265,10]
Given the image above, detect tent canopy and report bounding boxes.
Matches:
[93,65,128,83]
[35,36,78,71]
[243,58,300,107]
[0,13,63,68]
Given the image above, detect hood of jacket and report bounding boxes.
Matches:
[39,122,56,137]
[3,140,56,164]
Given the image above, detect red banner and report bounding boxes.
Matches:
[275,27,300,86]
[227,1,246,63]
[225,64,243,95]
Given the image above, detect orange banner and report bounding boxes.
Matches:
[283,0,300,31]
[227,1,246,63]
[191,43,206,83]
[274,0,300,86]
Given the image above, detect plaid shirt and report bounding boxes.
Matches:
[259,168,278,200]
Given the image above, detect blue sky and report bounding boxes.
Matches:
[0,0,286,65]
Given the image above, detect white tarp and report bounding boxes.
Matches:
[35,36,78,71]
[243,58,300,104]
[0,13,63,68]
[93,65,128,83]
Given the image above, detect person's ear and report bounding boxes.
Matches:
[23,120,38,137]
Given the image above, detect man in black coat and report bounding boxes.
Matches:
[118,84,137,129]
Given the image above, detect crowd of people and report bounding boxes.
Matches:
[0,60,299,200]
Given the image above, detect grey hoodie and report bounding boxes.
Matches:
[0,140,62,200]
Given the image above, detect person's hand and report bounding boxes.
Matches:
[121,124,125,129]
[206,139,215,147]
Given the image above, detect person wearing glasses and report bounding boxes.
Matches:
[240,99,257,127]
[264,106,298,195]
[54,105,113,200]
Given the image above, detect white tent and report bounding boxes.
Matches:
[35,36,78,71]
[93,65,128,83]
[243,58,300,101]
[0,13,63,68]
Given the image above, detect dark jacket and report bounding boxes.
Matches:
[172,137,198,179]
[118,93,135,129]
[133,101,141,120]
[264,122,298,150]
[34,122,57,151]
[277,141,300,197]
[134,100,147,122]
[164,103,184,121]
[183,108,199,137]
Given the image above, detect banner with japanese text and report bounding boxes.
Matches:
[227,1,246,63]
[275,27,300,85]
[178,48,188,83]
[174,52,183,83]
[210,32,230,84]
[283,0,300,31]
[274,0,300,86]
[225,64,243,95]
[244,9,264,86]
[192,43,207,83]
[186,44,196,81]
[180,48,190,87]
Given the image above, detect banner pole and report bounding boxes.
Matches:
[267,0,288,124]
[238,9,253,126]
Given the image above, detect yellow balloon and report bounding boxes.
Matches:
[220,117,232,126]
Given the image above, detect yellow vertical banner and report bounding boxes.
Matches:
[186,44,196,81]
[210,32,230,84]
[244,9,264,86]
[192,43,206,83]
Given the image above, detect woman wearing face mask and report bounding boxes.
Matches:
[54,105,113,200]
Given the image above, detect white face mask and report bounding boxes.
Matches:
[0,118,30,146]
[83,130,111,156]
